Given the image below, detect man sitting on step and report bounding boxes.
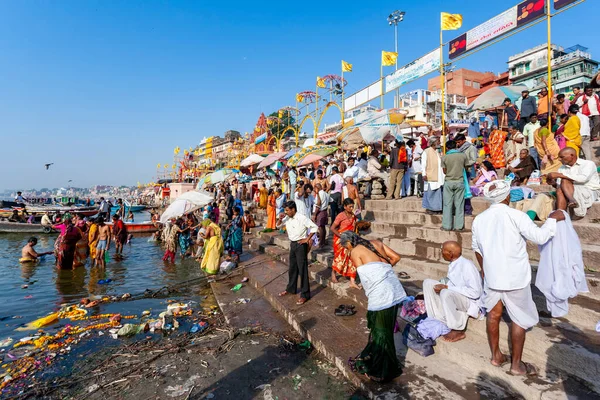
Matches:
[423,241,482,342]
[472,180,564,376]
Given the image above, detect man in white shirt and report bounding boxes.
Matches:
[343,157,359,184]
[288,168,297,196]
[423,241,482,342]
[98,197,110,220]
[472,180,564,376]
[15,192,26,204]
[548,147,600,217]
[576,86,600,141]
[41,212,53,227]
[277,201,318,305]
[312,183,330,247]
[293,183,315,218]
[522,114,541,169]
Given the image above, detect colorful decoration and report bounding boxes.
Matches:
[287,144,338,167]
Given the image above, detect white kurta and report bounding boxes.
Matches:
[535,210,589,317]
[421,149,445,191]
[472,203,556,291]
[423,256,483,330]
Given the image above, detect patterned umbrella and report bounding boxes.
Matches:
[467,85,528,111]
[287,145,338,167]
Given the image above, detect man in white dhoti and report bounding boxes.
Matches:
[547,147,600,218]
[423,241,482,342]
[472,180,565,376]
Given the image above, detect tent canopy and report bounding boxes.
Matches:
[240,154,265,167]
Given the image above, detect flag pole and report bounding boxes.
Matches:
[341,65,345,126]
[380,63,384,109]
[546,0,552,116]
[315,81,319,140]
[295,98,299,147]
[440,26,446,154]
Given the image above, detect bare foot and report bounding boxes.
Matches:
[509,361,538,376]
[490,353,510,367]
[349,281,362,290]
[442,330,466,342]
[331,273,339,283]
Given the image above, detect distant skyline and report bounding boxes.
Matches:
[0,0,596,190]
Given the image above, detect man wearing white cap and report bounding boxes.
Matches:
[471,180,565,376]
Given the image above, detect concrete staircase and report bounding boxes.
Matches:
[242,198,600,399]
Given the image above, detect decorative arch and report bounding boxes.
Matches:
[298,114,317,143]
[316,101,344,136]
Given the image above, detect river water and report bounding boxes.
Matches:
[0,215,210,343]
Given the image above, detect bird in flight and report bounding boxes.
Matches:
[44,163,54,170]
[68,180,73,183]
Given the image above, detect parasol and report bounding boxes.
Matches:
[284,147,301,159]
[337,126,364,150]
[257,151,287,169]
[177,190,213,207]
[160,199,194,223]
[240,154,265,167]
[297,154,324,166]
[287,145,338,167]
[467,85,528,111]
[196,169,239,188]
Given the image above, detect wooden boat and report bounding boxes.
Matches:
[106,221,157,233]
[25,205,99,217]
[110,205,146,213]
[0,221,57,234]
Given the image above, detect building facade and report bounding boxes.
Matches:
[508,44,598,94]
[428,69,506,103]
[397,89,469,128]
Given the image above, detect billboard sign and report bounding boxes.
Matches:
[449,0,546,59]
[385,48,441,93]
[554,0,578,9]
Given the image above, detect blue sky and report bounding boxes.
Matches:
[0,0,596,190]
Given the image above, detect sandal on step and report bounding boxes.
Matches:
[397,271,411,279]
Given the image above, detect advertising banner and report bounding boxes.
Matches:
[553,0,578,9]
[344,80,383,112]
[449,0,546,59]
[385,48,441,93]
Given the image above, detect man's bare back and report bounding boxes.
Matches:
[21,244,38,260]
[98,225,111,240]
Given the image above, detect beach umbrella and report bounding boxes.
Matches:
[287,145,338,167]
[160,199,194,223]
[257,151,287,169]
[177,190,213,207]
[467,85,528,111]
[297,153,324,166]
[283,147,301,159]
[196,169,239,188]
[240,154,265,167]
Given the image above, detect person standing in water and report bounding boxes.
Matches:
[20,237,53,263]
[95,217,111,267]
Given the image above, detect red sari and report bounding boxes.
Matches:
[57,225,83,269]
[332,211,357,278]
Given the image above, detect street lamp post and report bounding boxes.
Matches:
[387,10,405,109]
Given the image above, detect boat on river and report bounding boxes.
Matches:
[110,205,146,213]
[106,221,157,233]
[0,222,56,234]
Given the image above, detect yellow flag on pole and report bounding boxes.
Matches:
[342,60,353,72]
[316,76,326,88]
[381,51,398,67]
[278,110,283,119]
[441,12,463,30]
[296,93,304,103]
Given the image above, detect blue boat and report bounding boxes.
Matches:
[111,205,146,213]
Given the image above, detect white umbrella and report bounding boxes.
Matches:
[240,154,265,167]
[160,199,194,223]
[177,190,213,207]
[257,152,286,169]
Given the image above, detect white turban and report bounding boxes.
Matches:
[483,180,511,203]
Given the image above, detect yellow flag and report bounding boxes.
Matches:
[172,164,176,169]
[381,51,398,67]
[296,93,304,103]
[156,163,161,169]
[278,110,283,119]
[441,12,463,30]
[342,60,353,72]
[316,76,326,88]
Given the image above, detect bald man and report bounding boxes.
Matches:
[342,176,361,219]
[423,241,483,342]
[547,147,600,218]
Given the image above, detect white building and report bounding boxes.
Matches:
[508,44,598,94]
[397,89,469,127]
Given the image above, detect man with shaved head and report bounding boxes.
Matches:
[422,241,482,342]
[547,147,600,218]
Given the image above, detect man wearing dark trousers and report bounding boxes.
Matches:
[277,201,317,305]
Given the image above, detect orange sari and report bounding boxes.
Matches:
[489,129,507,169]
[266,194,276,229]
[332,211,357,278]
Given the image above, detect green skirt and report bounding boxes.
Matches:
[352,305,400,382]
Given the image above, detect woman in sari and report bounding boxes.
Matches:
[177,218,192,258]
[563,108,582,155]
[488,127,507,169]
[534,118,561,174]
[162,220,179,263]
[554,114,568,150]
[56,216,83,270]
[88,218,99,261]
[224,206,244,261]
[200,218,223,275]
[340,231,405,382]
[470,161,498,197]
[73,217,89,268]
[266,189,277,230]
[258,184,268,209]
[330,198,360,289]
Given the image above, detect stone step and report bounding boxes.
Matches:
[364,197,600,221]
[241,248,593,399]
[246,241,600,398]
